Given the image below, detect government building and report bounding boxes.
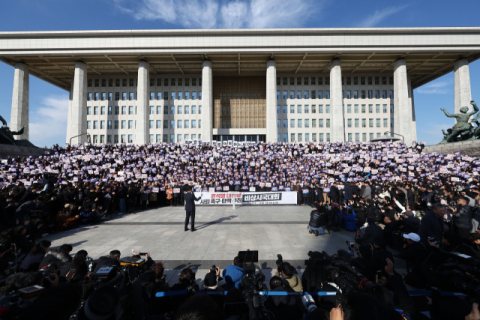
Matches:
[1,28,479,146]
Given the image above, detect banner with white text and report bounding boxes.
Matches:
[194,192,297,205]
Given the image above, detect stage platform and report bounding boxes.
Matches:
[41,205,407,286]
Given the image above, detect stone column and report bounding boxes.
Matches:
[65,81,74,144]
[393,59,413,145]
[407,75,417,143]
[266,60,278,142]
[201,60,213,141]
[136,61,149,145]
[330,59,345,142]
[69,61,88,145]
[10,62,29,140]
[454,59,472,115]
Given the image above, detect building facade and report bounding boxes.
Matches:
[1,28,479,146]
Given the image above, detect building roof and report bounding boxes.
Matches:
[1,27,479,91]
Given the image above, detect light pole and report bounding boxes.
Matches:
[384,131,404,142]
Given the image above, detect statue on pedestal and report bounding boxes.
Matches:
[0,115,36,147]
[439,101,480,144]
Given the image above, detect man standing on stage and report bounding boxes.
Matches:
[184,186,202,232]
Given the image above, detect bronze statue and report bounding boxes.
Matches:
[0,115,36,147]
[439,101,480,144]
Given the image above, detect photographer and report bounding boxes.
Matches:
[308,204,328,236]
[169,267,199,313]
[264,276,301,320]
[341,204,357,231]
[59,250,90,283]
[396,233,426,273]
[39,243,73,269]
[355,218,382,246]
[20,240,51,272]
[452,197,474,239]
[350,245,376,282]
[222,256,245,289]
[418,203,445,245]
[275,261,303,292]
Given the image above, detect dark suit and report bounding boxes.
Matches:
[184,192,201,230]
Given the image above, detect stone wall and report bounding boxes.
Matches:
[0,145,50,159]
[422,140,480,156]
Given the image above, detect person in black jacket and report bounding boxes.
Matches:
[356,218,383,245]
[184,187,202,232]
[453,197,473,239]
[418,204,445,244]
[264,276,301,320]
[396,233,426,272]
[330,183,340,204]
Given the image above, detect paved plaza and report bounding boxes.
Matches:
[41,205,403,285]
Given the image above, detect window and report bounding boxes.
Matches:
[290,119,295,128]
[199,120,201,128]
[376,119,381,127]
[163,120,168,128]
[156,106,161,114]
[312,105,316,113]
[277,106,281,114]
[115,92,120,101]
[100,106,105,115]
[312,119,317,128]
[282,91,287,99]
[114,120,119,129]
[170,106,175,114]
[171,92,176,101]
[128,120,133,129]
[304,105,309,113]
[290,133,295,142]
[171,78,176,86]
[121,92,126,100]
[347,119,352,127]
[305,133,310,142]
[150,92,155,100]
[320,133,324,142]
[325,77,330,85]
[121,106,126,115]
[304,91,309,99]
[129,78,134,86]
[149,120,154,129]
[277,120,280,128]
[170,120,175,129]
[354,104,359,113]
[311,91,316,99]
[178,78,183,86]
[362,133,367,142]
[353,77,358,85]
[346,91,351,99]
[389,76,394,85]
[375,77,379,85]
[129,106,134,115]
[362,119,366,128]
[283,119,287,128]
[192,106,197,114]
[108,120,112,129]
[192,92,197,100]
[326,119,330,128]
[361,90,366,99]
[184,120,189,128]
[87,93,92,101]
[326,105,330,113]
[382,90,387,99]
[325,91,330,99]
[355,119,359,127]
[305,119,309,128]
[87,107,92,115]
[107,135,112,143]
[377,133,381,138]
[276,77,280,86]
[192,134,196,140]
[192,120,197,128]
[184,106,189,114]
[311,77,316,85]
[87,79,93,87]
[319,105,323,113]
[383,118,388,127]
[318,91,323,99]
[178,92,183,100]
[319,119,324,128]
[353,90,358,99]
[128,92,133,100]
[361,105,366,113]
[361,77,365,85]
[108,92,113,101]
[283,77,287,85]
[348,133,352,142]
[100,120,105,129]
[318,77,323,85]
[390,104,394,113]
[288,91,293,99]
[177,120,182,129]
[277,91,280,100]
[298,133,302,142]
[383,104,387,113]
[150,106,154,115]
[369,105,373,113]
[283,105,287,113]
[87,121,91,129]
[128,134,133,143]
[297,105,302,113]
[290,105,295,113]
[347,104,352,113]
[199,92,202,100]
[199,106,202,114]
[121,120,126,129]
[391,119,394,127]
[192,78,197,86]
[382,77,387,85]
[376,104,380,113]
[156,134,161,143]
[375,90,380,99]
[170,135,174,143]
[156,120,161,129]
[368,90,373,99]
[369,119,373,127]
[290,77,294,85]
[369,133,374,141]
[177,134,182,143]
[177,106,182,114]
[120,134,125,143]
[389,91,394,99]
[297,91,301,99]
[355,133,359,142]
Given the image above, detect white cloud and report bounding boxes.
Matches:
[29,95,69,147]
[113,0,322,28]
[356,5,408,28]
[417,122,451,145]
[416,80,451,94]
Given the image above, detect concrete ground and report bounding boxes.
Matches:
[42,205,406,286]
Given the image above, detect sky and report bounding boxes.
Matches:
[0,0,479,147]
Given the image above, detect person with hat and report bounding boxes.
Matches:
[396,233,426,272]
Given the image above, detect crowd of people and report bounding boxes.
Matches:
[0,140,480,319]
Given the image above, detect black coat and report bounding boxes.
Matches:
[184,192,201,212]
[356,223,383,245]
[264,286,301,320]
[309,210,323,228]
[418,211,444,243]
[330,186,339,203]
